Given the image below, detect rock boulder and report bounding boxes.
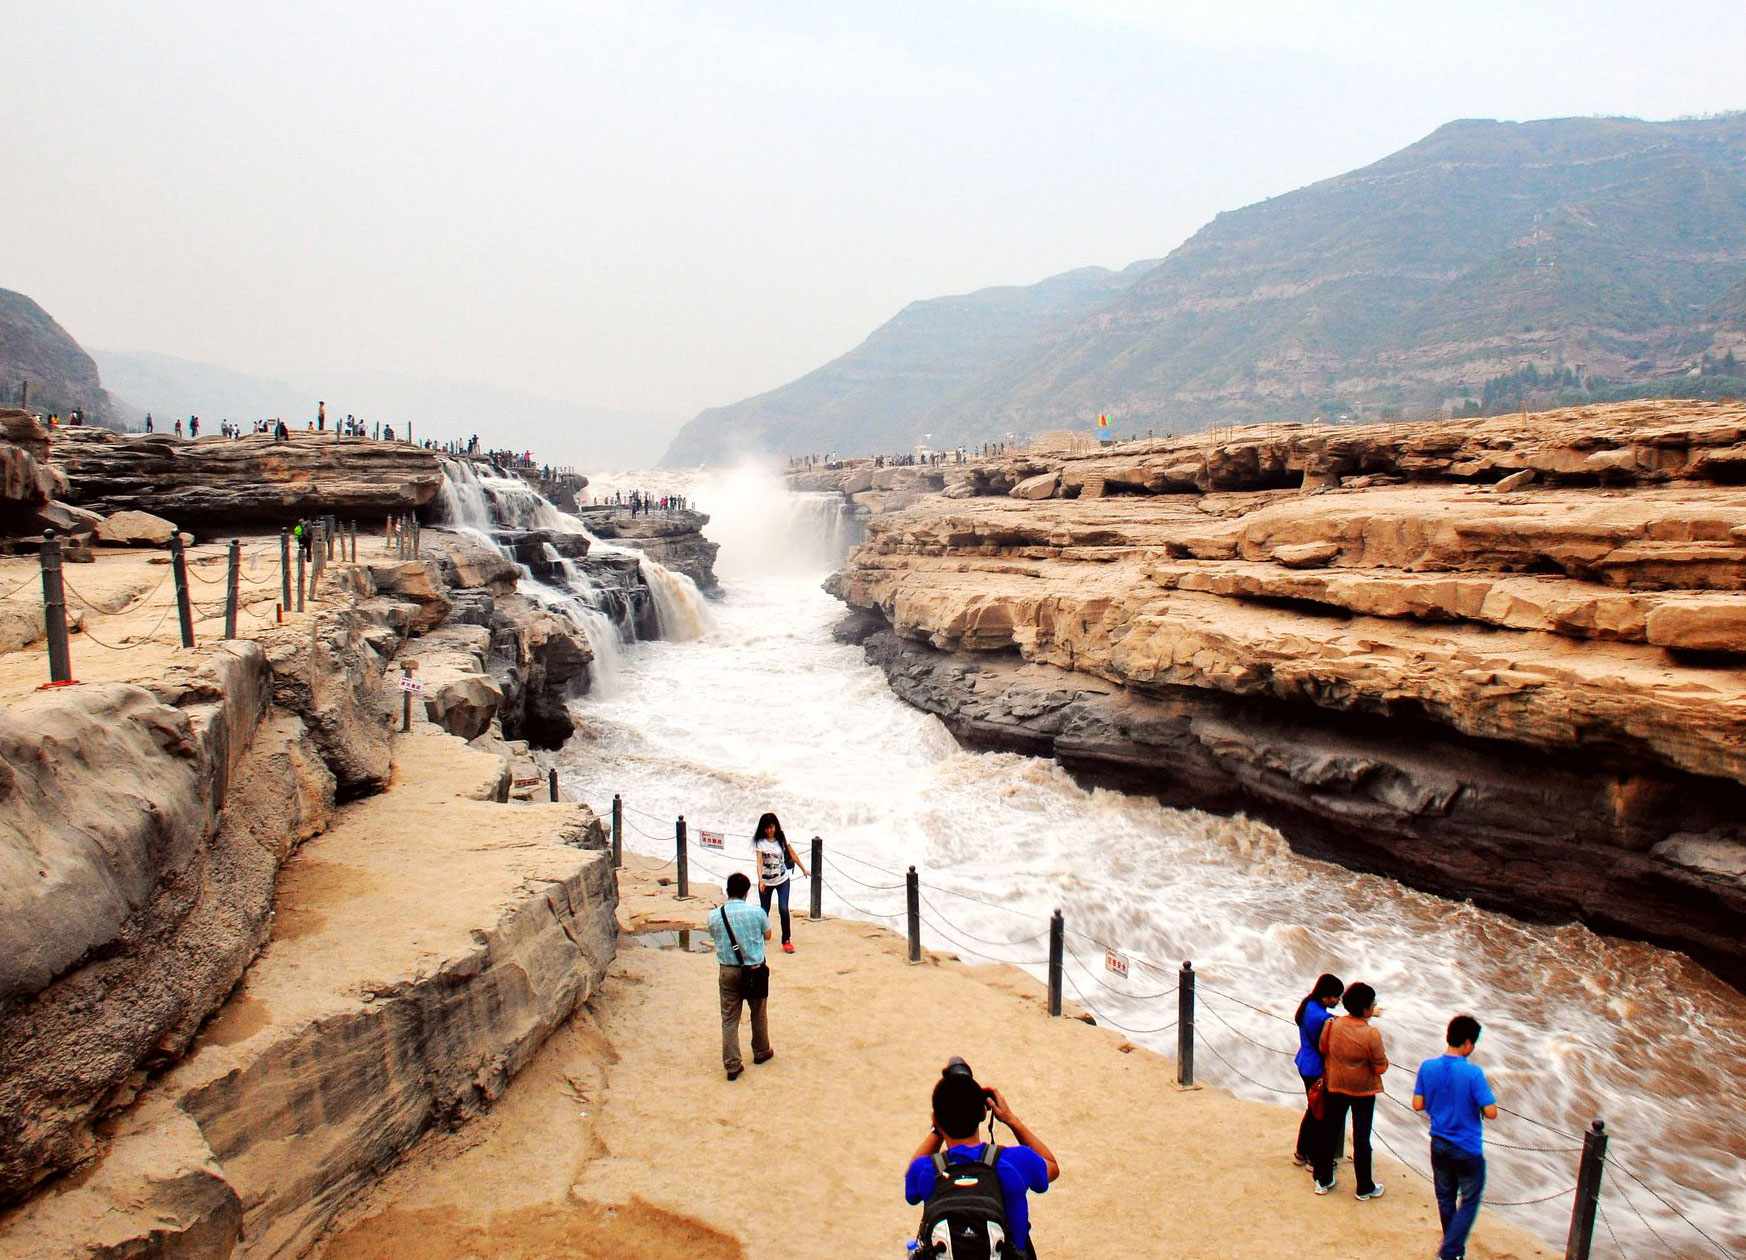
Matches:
[94,509,177,546]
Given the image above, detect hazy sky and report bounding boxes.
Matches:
[5,1,1745,427]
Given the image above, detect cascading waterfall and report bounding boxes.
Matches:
[432,461,713,687]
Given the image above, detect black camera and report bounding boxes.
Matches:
[942,1057,994,1104]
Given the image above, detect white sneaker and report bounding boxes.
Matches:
[1314,1179,1334,1195]
[1356,1183,1386,1201]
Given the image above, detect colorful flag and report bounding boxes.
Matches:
[1097,414,1109,429]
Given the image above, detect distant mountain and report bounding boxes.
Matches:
[660,261,1158,466]
[91,352,684,469]
[672,113,1746,462]
[0,289,120,426]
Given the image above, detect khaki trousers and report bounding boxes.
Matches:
[719,965,771,1072]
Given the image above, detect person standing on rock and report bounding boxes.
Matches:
[1314,982,1389,1200]
[1293,973,1344,1168]
[317,400,326,431]
[753,811,808,954]
[707,871,773,1080]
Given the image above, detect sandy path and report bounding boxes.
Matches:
[317,858,1555,1260]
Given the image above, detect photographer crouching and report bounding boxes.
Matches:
[905,1058,1061,1259]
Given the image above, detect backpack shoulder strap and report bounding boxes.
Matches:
[932,1152,948,1177]
[981,1143,1002,1167]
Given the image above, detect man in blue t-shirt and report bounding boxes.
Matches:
[905,1070,1060,1258]
[1413,1014,1500,1260]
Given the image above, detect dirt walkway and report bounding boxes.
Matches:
[315,859,1554,1260]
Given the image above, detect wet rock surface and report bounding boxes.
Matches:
[826,401,1746,986]
[578,508,721,592]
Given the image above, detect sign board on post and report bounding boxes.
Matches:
[698,829,724,850]
[1104,949,1130,980]
[397,676,425,694]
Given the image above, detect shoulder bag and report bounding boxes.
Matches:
[719,903,771,1001]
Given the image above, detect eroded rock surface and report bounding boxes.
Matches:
[49,429,443,530]
[825,401,1746,985]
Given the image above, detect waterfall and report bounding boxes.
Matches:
[431,460,714,687]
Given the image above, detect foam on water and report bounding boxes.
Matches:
[559,466,1746,1255]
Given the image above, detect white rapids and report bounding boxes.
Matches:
[559,464,1746,1258]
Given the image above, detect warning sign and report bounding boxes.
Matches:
[1104,949,1130,979]
[698,830,724,850]
[397,676,424,694]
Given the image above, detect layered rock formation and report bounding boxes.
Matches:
[0,289,120,428]
[48,429,443,529]
[583,508,721,593]
[825,400,1746,986]
[0,409,68,534]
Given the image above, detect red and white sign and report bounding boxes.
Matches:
[1104,949,1130,979]
[397,676,424,694]
[698,829,724,850]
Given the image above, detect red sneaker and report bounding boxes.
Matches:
[782,942,795,953]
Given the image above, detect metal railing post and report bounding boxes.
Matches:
[279,527,291,608]
[39,531,72,683]
[223,539,240,639]
[676,815,688,899]
[400,661,416,731]
[809,836,823,920]
[548,768,559,802]
[1564,1120,1608,1260]
[612,794,623,868]
[169,534,195,648]
[1047,909,1064,1016]
[906,866,921,963]
[295,539,306,612]
[1177,961,1196,1087]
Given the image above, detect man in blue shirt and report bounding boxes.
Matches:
[905,1070,1060,1258]
[1413,1014,1500,1260]
[706,872,772,1080]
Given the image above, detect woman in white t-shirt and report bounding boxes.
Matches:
[753,811,809,953]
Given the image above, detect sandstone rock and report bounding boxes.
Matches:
[424,672,503,740]
[1494,468,1536,492]
[256,610,392,797]
[1271,541,1340,568]
[36,500,102,535]
[49,429,443,529]
[0,645,335,1205]
[95,508,177,546]
[1011,472,1060,500]
[1653,833,1746,882]
[431,531,520,595]
[1643,600,1746,653]
[582,511,721,593]
[369,559,453,633]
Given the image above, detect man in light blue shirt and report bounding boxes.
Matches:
[706,872,773,1080]
[1414,1014,1500,1260]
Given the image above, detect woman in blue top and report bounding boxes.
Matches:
[1293,973,1345,1167]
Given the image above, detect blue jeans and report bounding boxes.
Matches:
[1431,1137,1485,1260]
[759,878,792,944]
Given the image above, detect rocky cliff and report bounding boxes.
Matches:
[825,400,1746,986]
[48,429,444,529]
[582,508,721,592]
[0,289,119,428]
[0,513,617,1253]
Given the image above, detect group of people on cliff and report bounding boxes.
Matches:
[1293,973,1498,1260]
[593,489,687,515]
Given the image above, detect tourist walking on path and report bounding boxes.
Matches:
[1414,1015,1498,1260]
[753,811,808,953]
[1314,982,1389,1200]
[706,872,772,1080]
[1292,973,1344,1167]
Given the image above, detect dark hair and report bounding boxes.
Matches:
[1294,973,1345,1028]
[726,872,751,899]
[932,1072,988,1140]
[1342,982,1377,1016]
[754,812,787,846]
[1446,1014,1482,1048]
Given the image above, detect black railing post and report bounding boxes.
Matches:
[279,527,291,608]
[676,815,689,899]
[809,836,823,920]
[223,539,240,639]
[1047,909,1064,1017]
[39,531,72,683]
[349,520,357,562]
[612,794,623,868]
[1564,1120,1608,1260]
[1177,962,1196,1087]
[548,768,559,802]
[906,866,921,963]
[400,662,415,732]
[169,533,195,648]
